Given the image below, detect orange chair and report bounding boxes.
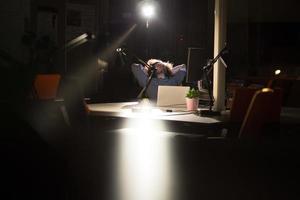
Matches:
[33,74,61,100]
[238,88,282,139]
[230,88,258,123]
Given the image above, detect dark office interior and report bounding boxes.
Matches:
[1,0,300,199]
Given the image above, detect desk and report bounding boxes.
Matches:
[87,102,229,135]
[87,102,300,135]
[35,102,298,200]
[87,102,228,123]
[66,105,300,200]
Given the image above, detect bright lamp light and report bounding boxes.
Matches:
[141,4,155,19]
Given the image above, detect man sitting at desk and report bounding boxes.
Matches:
[131,59,186,100]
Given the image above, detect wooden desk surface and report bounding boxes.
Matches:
[87,102,300,136]
[87,102,229,124]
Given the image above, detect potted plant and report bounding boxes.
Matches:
[186,88,200,111]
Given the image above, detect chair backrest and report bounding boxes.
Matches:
[34,74,61,100]
[230,88,258,123]
[239,88,282,139]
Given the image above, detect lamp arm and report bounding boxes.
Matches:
[120,48,154,70]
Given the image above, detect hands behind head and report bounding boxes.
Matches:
[147,58,162,66]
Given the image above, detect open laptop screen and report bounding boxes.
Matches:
[157,86,190,107]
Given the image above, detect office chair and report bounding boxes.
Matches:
[33,74,61,100]
[221,87,258,138]
[238,88,282,139]
[230,87,258,123]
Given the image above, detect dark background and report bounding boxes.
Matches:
[1,0,300,101]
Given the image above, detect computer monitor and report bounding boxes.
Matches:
[186,47,207,83]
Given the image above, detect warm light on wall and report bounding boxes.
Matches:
[274,69,281,75]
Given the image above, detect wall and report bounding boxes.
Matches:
[0,0,31,62]
[227,0,300,78]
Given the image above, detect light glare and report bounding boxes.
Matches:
[142,4,154,18]
[116,119,172,200]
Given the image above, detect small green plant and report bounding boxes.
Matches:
[186,88,200,98]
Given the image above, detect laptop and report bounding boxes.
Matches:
[156,86,190,111]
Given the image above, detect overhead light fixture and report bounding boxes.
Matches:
[141,4,155,19]
[138,1,158,28]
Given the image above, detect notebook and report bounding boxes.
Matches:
[156,86,190,110]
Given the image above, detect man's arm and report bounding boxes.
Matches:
[131,63,148,87]
[171,64,186,84]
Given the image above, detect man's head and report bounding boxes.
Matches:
[147,59,173,78]
[153,62,164,74]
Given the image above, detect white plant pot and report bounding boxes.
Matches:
[186,97,199,111]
